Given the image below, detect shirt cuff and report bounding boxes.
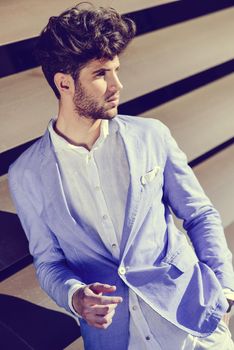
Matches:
[68,283,86,317]
[223,288,234,301]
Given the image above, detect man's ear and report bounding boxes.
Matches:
[54,73,74,96]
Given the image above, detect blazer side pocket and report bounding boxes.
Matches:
[164,245,198,273]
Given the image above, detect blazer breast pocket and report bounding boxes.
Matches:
[140,166,163,201]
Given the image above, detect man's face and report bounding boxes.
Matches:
[73,55,123,120]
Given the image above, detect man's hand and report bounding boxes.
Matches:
[72,283,123,329]
[222,313,231,326]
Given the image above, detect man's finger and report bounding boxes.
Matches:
[84,294,122,306]
[90,283,117,294]
[95,309,115,324]
[84,307,115,325]
[89,303,118,315]
[92,321,112,329]
[87,310,115,329]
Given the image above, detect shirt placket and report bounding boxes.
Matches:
[86,152,120,260]
[129,290,162,350]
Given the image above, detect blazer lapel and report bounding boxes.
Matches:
[116,120,145,259]
[38,130,114,259]
[39,131,79,234]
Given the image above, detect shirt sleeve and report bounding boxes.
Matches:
[68,283,86,317]
[162,124,234,290]
[8,166,85,314]
[223,288,234,301]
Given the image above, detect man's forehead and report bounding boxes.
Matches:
[85,56,120,71]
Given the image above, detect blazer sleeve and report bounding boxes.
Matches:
[8,166,84,313]
[161,124,234,290]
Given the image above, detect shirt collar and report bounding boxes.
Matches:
[48,118,110,153]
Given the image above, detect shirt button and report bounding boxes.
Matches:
[95,186,100,191]
[112,243,117,249]
[145,336,151,341]
[102,214,108,220]
[132,305,137,311]
[118,267,126,275]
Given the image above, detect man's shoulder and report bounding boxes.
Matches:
[116,114,168,134]
[8,132,49,185]
[116,115,169,145]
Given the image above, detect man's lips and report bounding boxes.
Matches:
[106,94,120,102]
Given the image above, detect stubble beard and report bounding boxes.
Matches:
[73,81,118,121]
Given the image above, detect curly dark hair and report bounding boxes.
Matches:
[35,2,136,98]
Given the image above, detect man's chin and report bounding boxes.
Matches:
[102,108,118,120]
[88,107,118,120]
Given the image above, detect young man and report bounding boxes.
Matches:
[9,3,234,349]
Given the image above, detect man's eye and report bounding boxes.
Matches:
[96,71,105,77]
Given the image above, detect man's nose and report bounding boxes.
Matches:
[108,74,123,93]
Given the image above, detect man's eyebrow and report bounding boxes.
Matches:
[92,66,120,74]
[92,68,109,74]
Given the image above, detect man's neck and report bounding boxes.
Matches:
[55,104,102,151]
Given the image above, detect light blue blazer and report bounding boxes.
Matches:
[9,115,234,350]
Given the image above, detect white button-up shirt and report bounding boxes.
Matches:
[48,118,194,350]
